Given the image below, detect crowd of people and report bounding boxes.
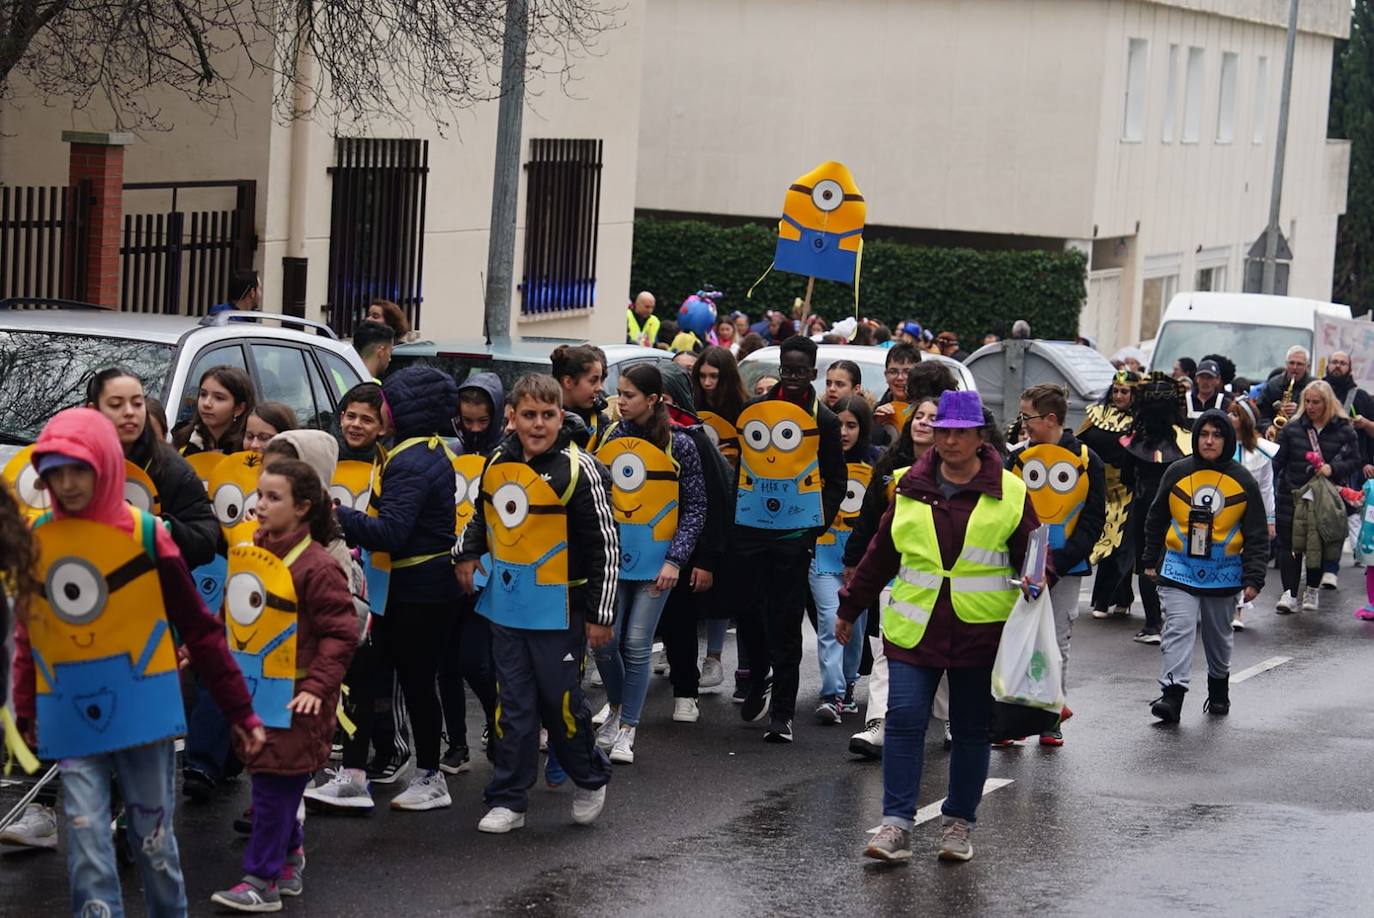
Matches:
[1,294,1369,914]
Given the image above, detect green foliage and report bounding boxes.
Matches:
[1333,1,1374,315]
[630,218,1087,342]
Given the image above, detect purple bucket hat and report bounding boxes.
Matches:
[930,390,985,428]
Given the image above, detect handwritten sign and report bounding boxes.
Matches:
[1314,315,1374,392]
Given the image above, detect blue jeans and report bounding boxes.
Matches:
[882,662,993,830]
[706,619,727,656]
[809,569,866,699]
[184,678,239,782]
[60,739,187,917]
[594,579,671,728]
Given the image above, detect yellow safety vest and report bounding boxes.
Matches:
[883,470,1026,650]
[627,309,661,347]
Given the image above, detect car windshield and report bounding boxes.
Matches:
[1151,321,1310,382]
[0,331,174,444]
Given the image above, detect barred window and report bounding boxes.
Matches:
[521,139,603,315]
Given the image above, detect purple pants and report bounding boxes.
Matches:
[244,772,310,881]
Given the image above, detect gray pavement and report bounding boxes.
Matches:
[5,565,1374,917]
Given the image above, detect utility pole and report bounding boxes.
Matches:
[1263,0,1300,294]
[483,0,528,342]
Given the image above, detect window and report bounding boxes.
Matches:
[1216,52,1238,143]
[1141,266,1180,340]
[326,138,429,337]
[322,349,364,394]
[1123,38,1149,142]
[249,343,321,430]
[1195,265,1227,291]
[1252,56,1269,143]
[1162,44,1180,143]
[1182,47,1205,143]
[521,138,604,315]
[180,344,248,426]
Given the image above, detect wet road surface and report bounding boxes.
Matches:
[5,566,1374,916]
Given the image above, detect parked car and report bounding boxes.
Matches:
[389,338,675,393]
[739,344,976,401]
[0,302,370,465]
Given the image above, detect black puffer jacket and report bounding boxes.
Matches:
[1273,412,1360,534]
[337,367,460,605]
[130,442,220,568]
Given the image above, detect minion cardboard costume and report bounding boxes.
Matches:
[597,435,679,580]
[453,453,490,590]
[332,458,391,612]
[225,542,303,729]
[1011,442,1094,575]
[123,461,162,515]
[1158,471,1251,589]
[813,462,871,574]
[735,400,824,530]
[208,450,264,548]
[183,451,230,612]
[697,410,741,468]
[28,511,185,758]
[2,444,51,523]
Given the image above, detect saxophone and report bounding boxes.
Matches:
[1269,375,1296,438]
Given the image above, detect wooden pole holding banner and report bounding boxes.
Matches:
[802,276,815,313]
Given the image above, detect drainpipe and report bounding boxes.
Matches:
[283,29,317,318]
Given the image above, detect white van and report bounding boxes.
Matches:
[1149,292,1352,383]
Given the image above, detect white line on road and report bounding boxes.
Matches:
[867,778,1014,834]
[1230,655,1292,684]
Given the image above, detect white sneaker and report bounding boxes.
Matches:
[1090,608,1109,619]
[591,702,612,727]
[849,719,884,758]
[672,698,700,723]
[1111,604,1131,617]
[571,784,607,825]
[652,649,668,675]
[303,769,374,812]
[595,708,621,750]
[1276,592,1296,614]
[0,803,58,850]
[588,654,603,687]
[609,726,636,764]
[1303,586,1320,611]
[1321,571,1339,590]
[477,806,525,834]
[390,770,451,811]
[699,657,725,688]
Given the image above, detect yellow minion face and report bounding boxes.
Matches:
[597,437,679,539]
[2,445,50,522]
[224,544,298,677]
[1013,443,1090,528]
[1165,472,1249,554]
[482,462,568,583]
[185,452,226,493]
[837,463,872,532]
[881,401,915,430]
[329,459,376,513]
[779,161,866,251]
[453,454,486,534]
[738,400,821,489]
[123,461,162,516]
[698,411,740,466]
[29,518,176,686]
[208,451,264,546]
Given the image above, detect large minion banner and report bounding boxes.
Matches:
[476,453,578,631]
[28,512,185,758]
[331,459,391,615]
[597,437,679,580]
[1011,443,1092,575]
[453,453,490,591]
[814,462,871,574]
[736,401,824,530]
[749,161,866,313]
[225,542,302,729]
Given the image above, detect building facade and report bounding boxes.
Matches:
[636,0,1350,352]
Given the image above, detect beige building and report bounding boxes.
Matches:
[637,0,1350,352]
[0,2,646,344]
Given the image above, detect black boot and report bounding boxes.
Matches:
[1203,676,1230,716]
[1150,684,1186,723]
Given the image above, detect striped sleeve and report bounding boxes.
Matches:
[572,446,619,627]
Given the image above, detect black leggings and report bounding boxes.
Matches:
[437,603,498,752]
[1277,516,1323,594]
[386,601,448,772]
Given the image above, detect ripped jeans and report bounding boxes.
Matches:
[59,739,187,917]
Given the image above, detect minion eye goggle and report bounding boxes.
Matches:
[788,181,864,213]
[38,552,156,625]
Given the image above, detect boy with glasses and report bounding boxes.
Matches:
[873,343,920,445]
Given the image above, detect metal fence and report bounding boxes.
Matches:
[0,183,90,302]
[325,138,429,337]
[521,138,603,316]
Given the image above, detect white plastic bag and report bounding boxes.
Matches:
[990,589,1064,711]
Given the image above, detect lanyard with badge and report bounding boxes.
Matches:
[1187,472,1225,559]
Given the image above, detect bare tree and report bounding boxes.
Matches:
[0,1,618,130]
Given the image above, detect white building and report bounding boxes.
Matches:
[636,0,1350,352]
[0,2,646,344]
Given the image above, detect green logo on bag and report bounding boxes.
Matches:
[1027,650,1047,683]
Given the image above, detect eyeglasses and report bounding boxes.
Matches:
[884,365,913,378]
[243,432,274,447]
[778,365,812,380]
[1016,413,1047,424]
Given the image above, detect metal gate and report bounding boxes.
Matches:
[119,180,257,316]
[0,182,91,302]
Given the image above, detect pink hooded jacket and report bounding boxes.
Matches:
[12,408,260,734]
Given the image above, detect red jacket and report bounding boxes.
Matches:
[242,526,358,776]
[839,447,1042,669]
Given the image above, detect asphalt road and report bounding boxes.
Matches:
[5,565,1374,917]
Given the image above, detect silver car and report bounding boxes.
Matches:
[0,305,371,464]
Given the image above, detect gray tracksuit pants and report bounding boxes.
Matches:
[1048,574,1080,695]
[1157,585,1235,690]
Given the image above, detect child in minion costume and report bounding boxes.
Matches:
[455,373,617,833]
[1007,384,1106,746]
[11,407,261,915]
[1140,409,1268,723]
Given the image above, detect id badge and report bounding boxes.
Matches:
[1187,508,1213,559]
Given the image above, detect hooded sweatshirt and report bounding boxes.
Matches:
[268,429,354,575]
[1140,409,1269,596]
[457,372,506,456]
[11,408,259,733]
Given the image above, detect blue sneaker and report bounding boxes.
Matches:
[545,750,568,788]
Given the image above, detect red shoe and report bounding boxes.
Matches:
[1039,729,1064,747]
[1060,705,1074,723]
[991,738,1021,748]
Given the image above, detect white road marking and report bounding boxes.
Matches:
[867,778,1014,834]
[1230,655,1292,684]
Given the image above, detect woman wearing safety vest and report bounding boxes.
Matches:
[837,390,1040,864]
[591,364,705,763]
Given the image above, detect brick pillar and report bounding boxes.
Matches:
[62,130,134,309]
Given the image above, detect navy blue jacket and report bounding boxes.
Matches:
[337,367,459,605]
